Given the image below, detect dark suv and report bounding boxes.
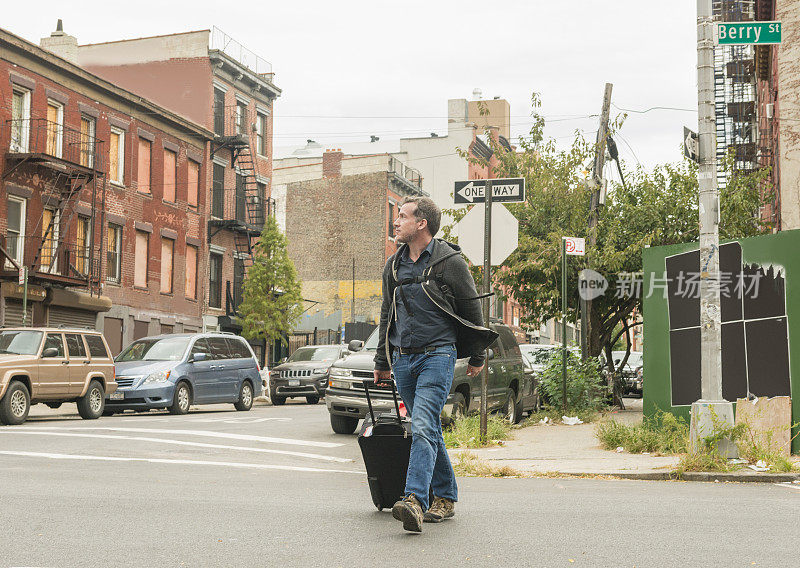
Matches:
[325,322,539,434]
[269,344,349,405]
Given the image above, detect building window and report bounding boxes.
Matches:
[134,230,148,288]
[137,138,151,193]
[160,237,174,294]
[76,215,91,275]
[106,223,122,283]
[46,100,64,158]
[188,159,200,208]
[212,163,225,218]
[6,196,26,269]
[256,112,268,156]
[236,100,248,136]
[185,244,198,300]
[163,148,177,202]
[10,88,31,152]
[79,115,96,168]
[213,88,225,136]
[41,207,59,274]
[109,127,125,185]
[209,252,222,308]
[388,201,396,239]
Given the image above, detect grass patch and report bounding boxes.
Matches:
[736,420,800,473]
[595,411,689,455]
[522,407,602,427]
[453,452,522,477]
[443,414,513,448]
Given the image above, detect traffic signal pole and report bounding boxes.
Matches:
[690,0,736,457]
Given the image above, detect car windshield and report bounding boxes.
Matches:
[0,330,42,355]
[288,346,340,362]
[116,337,191,362]
[363,329,379,351]
[612,351,642,368]
[521,346,558,366]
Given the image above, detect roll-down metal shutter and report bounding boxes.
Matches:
[47,306,97,329]
[3,299,33,327]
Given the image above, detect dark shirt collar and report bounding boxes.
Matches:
[401,238,436,263]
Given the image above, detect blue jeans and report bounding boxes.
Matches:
[392,344,458,511]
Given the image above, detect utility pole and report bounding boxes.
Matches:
[479,179,493,442]
[690,0,736,456]
[351,258,355,324]
[581,83,613,361]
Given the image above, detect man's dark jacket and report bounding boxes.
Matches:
[374,239,499,372]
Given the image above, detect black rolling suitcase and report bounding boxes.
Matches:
[357,379,412,511]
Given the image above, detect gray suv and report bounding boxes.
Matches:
[269,344,349,405]
[325,322,539,434]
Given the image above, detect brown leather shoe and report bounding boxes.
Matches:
[391,494,424,533]
[424,496,455,523]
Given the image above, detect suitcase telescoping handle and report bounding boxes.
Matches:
[362,378,403,426]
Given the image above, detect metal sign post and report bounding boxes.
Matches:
[561,238,568,415]
[480,179,493,442]
[20,267,28,327]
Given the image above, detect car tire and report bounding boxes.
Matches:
[306,395,320,405]
[330,414,359,434]
[271,395,286,406]
[0,380,30,425]
[504,388,521,424]
[77,380,105,420]
[169,381,192,415]
[451,392,467,419]
[234,381,254,411]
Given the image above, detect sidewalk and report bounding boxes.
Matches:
[451,399,800,482]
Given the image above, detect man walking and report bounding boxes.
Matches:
[373,196,497,533]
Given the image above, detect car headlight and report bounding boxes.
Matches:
[329,379,350,389]
[329,367,352,378]
[313,368,328,375]
[637,367,643,379]
[143,370,172,384]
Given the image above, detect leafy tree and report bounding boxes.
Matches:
[238,215,303,344]
[446,93,772,404]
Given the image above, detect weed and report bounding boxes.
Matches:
[453,451,522,477]
[443,414,513,448]
[595,410,689,455]
[521,407,601,427]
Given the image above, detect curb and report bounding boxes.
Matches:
[521,470,800,483]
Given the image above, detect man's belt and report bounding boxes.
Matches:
[395,344,453,355]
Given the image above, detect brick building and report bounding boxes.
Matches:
[272,151,424,332]
[70,27,280,363]
[1,25,212,354]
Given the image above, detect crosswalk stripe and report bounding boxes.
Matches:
[0,430,352,463]
[0,450,361,474]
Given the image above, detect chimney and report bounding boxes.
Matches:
[322,149,343,179]
[40,19,78,64]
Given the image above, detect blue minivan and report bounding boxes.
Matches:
[106,333,263,415]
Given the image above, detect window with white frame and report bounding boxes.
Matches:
[79,115,96,168]
[6,197,26,269]
[109,127,125,185]
[10,88,31,152]
[256,112,268,156]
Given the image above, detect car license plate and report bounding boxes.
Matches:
[109,392,124,400]
[288,379,300,387]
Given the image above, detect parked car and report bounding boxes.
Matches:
[599,350,643,397]
[107,333,263,415]
[325,322,539,434]
[269,344,349,405]
[0,327,117,425]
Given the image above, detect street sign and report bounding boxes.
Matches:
[716,21,782,45]
[564,236,585,256]
[455,203,519,266]
[454,178,525,204]
[684,127,699,163]
[18,267,26,286]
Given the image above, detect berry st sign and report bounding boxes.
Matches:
[564,236,585,256]
[716,21,782,45]
[453,178,525,204]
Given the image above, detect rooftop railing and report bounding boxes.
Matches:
[210,27,273,76]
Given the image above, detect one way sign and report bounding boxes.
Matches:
[453,178,526,204]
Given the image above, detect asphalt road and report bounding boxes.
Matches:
[1,400,798,567]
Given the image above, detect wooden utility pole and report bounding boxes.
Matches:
[581,83,613,361]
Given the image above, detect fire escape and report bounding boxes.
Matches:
[713,0,759,189]
[2,118,105,298]
[209,103,270,316]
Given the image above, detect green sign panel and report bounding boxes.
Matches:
[717,21,782,45]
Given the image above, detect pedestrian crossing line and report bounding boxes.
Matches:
[0,450,361,474]
[25,426,343,449]
[0,430,352,463]
[187,417,292,424]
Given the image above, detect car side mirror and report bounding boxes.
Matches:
[487,348,495,360]
[42,347,59,358]
[280,357,288,364]
[191,352,209,363]
[348,340,364,352]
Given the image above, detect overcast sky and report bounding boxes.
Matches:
[7,0,699,178]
